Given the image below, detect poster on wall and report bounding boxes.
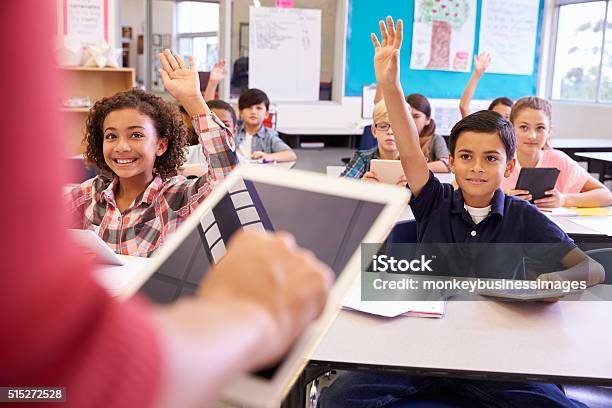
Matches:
[249,6,321,102]
[63,0,108,47]
[410,0,477,72]
[478,0,539,75]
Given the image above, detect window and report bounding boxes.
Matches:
[551,0,612,102]
[177,1,220,71]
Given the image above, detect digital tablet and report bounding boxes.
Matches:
[515,168,560,201]
[370,159,405,185]
[479,288,583,301]
[120,165,410,407]
[68,229,124,266]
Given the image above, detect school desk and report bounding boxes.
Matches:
[285,284,612,405]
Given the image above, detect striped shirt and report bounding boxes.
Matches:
[66,113,238,257]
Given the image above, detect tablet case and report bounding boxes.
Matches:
[515,168,560,202]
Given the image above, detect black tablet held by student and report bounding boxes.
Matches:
[515,168,560,202]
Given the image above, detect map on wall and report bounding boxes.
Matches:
[410,0,477,72]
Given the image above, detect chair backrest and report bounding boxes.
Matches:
[358,125,377,151]
[586,248,612,284]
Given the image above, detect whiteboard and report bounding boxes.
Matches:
[248,6,321,101]
[478,0,540,75]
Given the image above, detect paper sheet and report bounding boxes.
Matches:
[342,281,446,318]
[478,0,540,75]
[570,218,612,236]
[249,6,321,101]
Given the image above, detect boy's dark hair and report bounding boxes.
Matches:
[449,110,516,159]
[238,88,270,111]
[84,88,187,179]
[207,99,237,127]
[488,97,513,111]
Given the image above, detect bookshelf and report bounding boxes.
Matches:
[59,66,135,154]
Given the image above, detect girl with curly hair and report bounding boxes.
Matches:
[66,50,238,257]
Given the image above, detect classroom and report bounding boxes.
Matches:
[3,0,612,407]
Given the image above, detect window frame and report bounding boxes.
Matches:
[547,0,612,104]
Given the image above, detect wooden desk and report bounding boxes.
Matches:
[575,152,612,182]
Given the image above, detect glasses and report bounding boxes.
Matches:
[374,122,392,132]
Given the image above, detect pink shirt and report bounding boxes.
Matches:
[501,149,590,193]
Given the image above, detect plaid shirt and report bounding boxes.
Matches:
[66,113,238,257]
[340,147,380,179]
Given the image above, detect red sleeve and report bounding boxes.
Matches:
[0,3,163,407]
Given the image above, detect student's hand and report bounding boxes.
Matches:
[506,189,532,202]
[371,16,403,87]
[474,52,491,74]
[251,151,272,161]
[198,230,333,369]
[534,189,565,208]
[362,171,380,183]
[395,174,408,187]
[209,60,227,83]
[536,272,565,302]
[158,49,208,116]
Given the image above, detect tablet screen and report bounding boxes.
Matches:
[138,176,385,307]
[137,177,386,379]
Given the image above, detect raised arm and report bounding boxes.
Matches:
[539,247,605,287]
[459,52,491,118]
[373,85,383,104]
[203,59,227,101]
[372,17,429,197]
[159,49,237,202]
[158,49,210,117]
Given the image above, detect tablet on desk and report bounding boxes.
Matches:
[120,165,410,407]
[68,229,124,266]
[479,288,583,301]
[515,168,560,201]
[370,159,405,185]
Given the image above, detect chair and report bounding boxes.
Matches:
[586,248,612,284]
[358,125,377,151]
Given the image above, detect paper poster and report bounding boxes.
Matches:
[63,0,108,47]
[249,6,321,101]
[410,0,477,72]
[275,0,294,7]
[478,0,540,75]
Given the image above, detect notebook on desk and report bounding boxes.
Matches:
[342,280,446,318]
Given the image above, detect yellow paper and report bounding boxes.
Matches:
[576,207,612,217]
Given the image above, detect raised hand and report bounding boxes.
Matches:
[371,16,403,87]
[209,60,227,83]
[158,49,208,116]
[474,52,491,74]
